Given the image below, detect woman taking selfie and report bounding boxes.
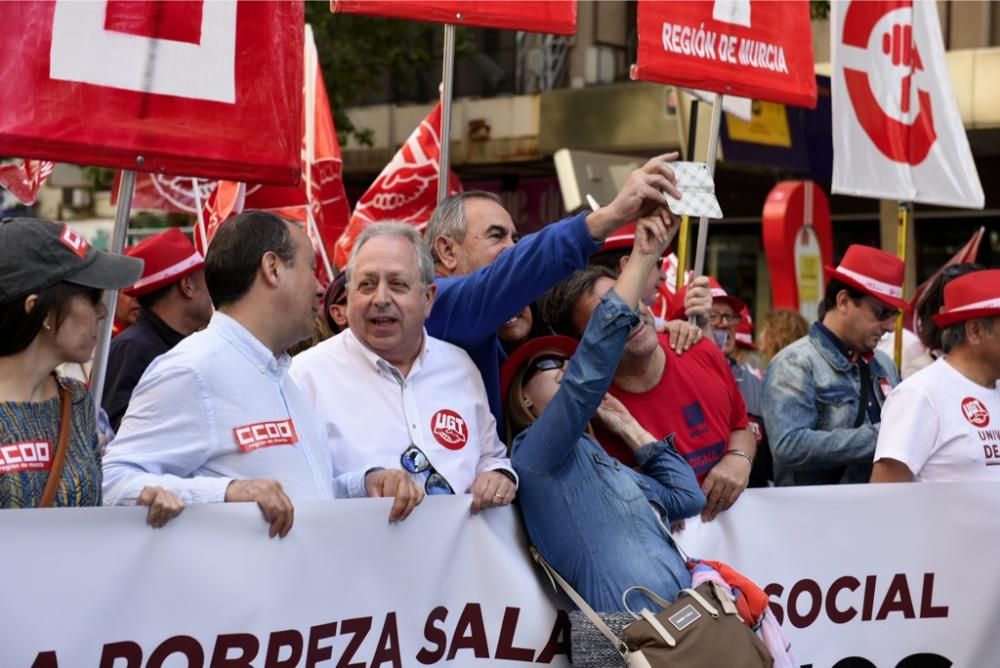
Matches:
[503,212,704,614]
[0,218,180,523]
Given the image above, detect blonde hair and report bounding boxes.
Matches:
[760,309,809,361]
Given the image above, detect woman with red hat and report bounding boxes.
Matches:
[502,214,706,648]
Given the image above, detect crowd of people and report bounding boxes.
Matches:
[2,153,997,663]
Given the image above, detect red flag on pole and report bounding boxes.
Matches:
[0,159,54,205]
[194,181,245,254]
[333,102,462,268]
[110,171,215,214]
[331,0,577,34]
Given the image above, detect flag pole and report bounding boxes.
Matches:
[893,201,911,369]
[675,97,700,291]
[90,169,136,414]
[691,93,723,279]
[437,23,456,203]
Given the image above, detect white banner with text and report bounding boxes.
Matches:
[2,483,997,667]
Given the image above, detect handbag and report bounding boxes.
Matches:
[531,547,772,668]
[38,377,73,508]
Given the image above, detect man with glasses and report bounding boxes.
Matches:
[763,245,905,486]
[292,223,517,513]
[872,270,1000,483]
[424,154,683,439]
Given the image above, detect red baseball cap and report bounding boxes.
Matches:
[126,228,205,297]
[826,244,908,311]
[932,270,1000,327]
[500,335,578,405]
[666,276,745,321]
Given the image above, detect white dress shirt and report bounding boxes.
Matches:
[103,312,367,506]
[290,328,516,495]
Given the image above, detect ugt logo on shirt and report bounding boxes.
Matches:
[961,397,990,428]
[431,409,468,450]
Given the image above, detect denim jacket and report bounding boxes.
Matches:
[512,290,705,612]
[762,322,900,486]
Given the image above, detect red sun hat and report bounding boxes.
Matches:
[826,244,909,312]
[932,269,1000,327]
[597,222,638,254]
[500,335,578,405]
[126,228,204,297]
[666,276,745,321]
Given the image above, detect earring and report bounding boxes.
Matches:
[42,322,52,331]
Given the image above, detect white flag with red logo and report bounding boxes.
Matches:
[832,1,983,208]
[333,102,463,268]
[0,159,54,205]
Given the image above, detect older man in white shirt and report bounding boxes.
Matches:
[292,222,517,513]
[103,211,423,535]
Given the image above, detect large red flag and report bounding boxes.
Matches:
[111,171,215,214]
[333,102,462,268]
[332,0,577,34]
[0,159,54,205]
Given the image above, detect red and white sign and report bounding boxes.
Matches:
[831,1,984,208]
[59,224,91,258]
[0,441,52,475]
[0,160,54,205]
[333,102,463,268]
[632,0,817,108]
[233,419,299,453]
[332,1,577,35]
[430,409,468,450]
[0,1,303,185]
[962,397,990,428]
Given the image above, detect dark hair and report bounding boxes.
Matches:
[819,279,866,318]
[588,248,630,275]
[205,210,298,309]
[539,266,617,338]
[136,283,175,311]
[0,282,101,357]
[916,263,983,351]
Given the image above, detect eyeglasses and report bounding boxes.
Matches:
[860,297,901,322]
[400,444,454,495]
[523,355,567,386]
[708,311,741,326]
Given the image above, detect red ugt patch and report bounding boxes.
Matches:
[431,409,468,450]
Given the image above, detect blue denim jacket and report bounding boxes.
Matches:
[512,291,706,612]
[762,322,900,486]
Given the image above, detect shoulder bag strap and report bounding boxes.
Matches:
[529,547,632,659]
[38,377,72,508]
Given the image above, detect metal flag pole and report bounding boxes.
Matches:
[691,93,723,279]
[893,201,912,369]
[674,97,700,291]
[90,169,136,415]
[437,23,456,203]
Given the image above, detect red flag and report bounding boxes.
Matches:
[333,102,462,268]
[908,226,984,330]
[0,159,54,205]
[111,171,215,214]
[195,181,245,254]
[332,0,577,35]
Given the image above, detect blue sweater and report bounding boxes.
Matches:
[426,212,599,438]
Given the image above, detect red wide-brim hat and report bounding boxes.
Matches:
[825,244,909,312]
[933,269,1000,327]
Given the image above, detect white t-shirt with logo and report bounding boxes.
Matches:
[875,357,1000,481]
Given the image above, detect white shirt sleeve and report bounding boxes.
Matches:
[102,364,233,506]
[874,383,939,477]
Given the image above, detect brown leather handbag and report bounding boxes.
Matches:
[531,547,773,668]
[38,379,73,508]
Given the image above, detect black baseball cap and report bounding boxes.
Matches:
[0,218,144,302]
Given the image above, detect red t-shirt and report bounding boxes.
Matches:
[595,335,749,481]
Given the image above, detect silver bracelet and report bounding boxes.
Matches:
[725,449,754,466]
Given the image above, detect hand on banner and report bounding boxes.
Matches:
[700,439,753,522]
[657,319,704,353]
[586,153,681,242]
[225,479,295,538]
[469,471,517,515]
[365,469,425,523]
[137,486,185,529]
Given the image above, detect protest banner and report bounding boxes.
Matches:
[4,485,999,667]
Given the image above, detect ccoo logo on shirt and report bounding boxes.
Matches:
[961,397,990,428]
[431,409,468,450]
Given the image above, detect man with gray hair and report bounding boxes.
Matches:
[424,154,683,438]
[873,269,1000,483]
[291,222,518,513]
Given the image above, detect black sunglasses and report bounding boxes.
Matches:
[860,297,900,322]
[400,444,454,495]
[523,355,567,386]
